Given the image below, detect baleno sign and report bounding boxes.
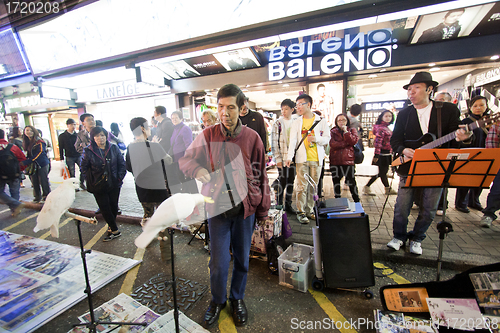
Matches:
[268,29,394,81]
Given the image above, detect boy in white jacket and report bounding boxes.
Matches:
[271,99,297,213]
[285,94,330,224]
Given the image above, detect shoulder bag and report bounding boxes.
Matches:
[292,120,320,163]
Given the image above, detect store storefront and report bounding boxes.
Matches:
[2,84,79,159]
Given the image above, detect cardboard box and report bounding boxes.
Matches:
[278,243,314,293]
[250,209,282,254]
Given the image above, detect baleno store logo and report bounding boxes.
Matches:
[268,28,395,81]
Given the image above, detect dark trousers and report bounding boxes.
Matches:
[366,155,391,188]
[455,187,483,209]
[331,165,359,202]
[65,156,79,178]
[93,187,121,232]
[277,165,295,207]
[483,168,500,220]
[31,164,51,201]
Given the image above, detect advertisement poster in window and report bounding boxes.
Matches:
[308,80,343,126]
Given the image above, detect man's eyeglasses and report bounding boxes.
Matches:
[298,102,308,107]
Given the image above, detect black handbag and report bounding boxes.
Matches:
[353,142,364,164]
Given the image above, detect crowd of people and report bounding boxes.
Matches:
[0,74,499,328]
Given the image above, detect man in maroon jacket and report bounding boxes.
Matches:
[0,128,26,216]
[180,83,270,328]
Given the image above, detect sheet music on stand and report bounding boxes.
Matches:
[404,148,500,189]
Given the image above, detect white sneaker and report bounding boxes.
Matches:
[364,186,376,196]
[409,241,422,255]
[436,210,443,216]
[387,238,404,251]
[480,215,493,228]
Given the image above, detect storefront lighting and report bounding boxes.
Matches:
[278,17,377,41]
[429,67,441,72]
[368,74,378,78]
[428,63,436,67]
[491,55,499,60]
[283,84,290,87]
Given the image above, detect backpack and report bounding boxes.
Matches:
[0,144,21,180]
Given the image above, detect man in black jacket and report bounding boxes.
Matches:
[58,118,81,180]
[152,106,174,155]
[239,97,268,151]
[387,72,472,255]
[417,8,464,43]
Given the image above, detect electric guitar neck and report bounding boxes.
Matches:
[391,113,500,167]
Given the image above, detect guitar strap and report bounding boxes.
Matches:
[436,103,442,139]
[467,115,489,135]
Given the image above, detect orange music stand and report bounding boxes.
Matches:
[405,148,500,280]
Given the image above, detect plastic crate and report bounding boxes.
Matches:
[278,243,314,293]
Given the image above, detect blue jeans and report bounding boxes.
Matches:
[393,176,442,242]
[0,178,22,211]
[483,169,500,220]
[65,156,80,178]
[208,212,256,304]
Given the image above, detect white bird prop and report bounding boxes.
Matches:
[135,193,213,249]
[34,178,80,238]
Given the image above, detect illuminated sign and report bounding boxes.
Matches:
[3,93,72,113]
[267,29,394,81]
[76,80,171,102]
[363,100,407,112]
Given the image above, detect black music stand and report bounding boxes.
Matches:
[405,148,500,281]
[73,220,147,332]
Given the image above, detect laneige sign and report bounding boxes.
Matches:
[268,29,394,81]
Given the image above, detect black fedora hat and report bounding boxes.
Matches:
[403,72,439,90]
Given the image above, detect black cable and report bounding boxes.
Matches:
[370,166,397,233]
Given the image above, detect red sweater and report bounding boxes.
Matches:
[0,139,27,171]
[179,123,270,220]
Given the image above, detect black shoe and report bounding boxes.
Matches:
[469,204,484,211]
[117,209,122,215]
[231,299,248,327]
[103,231,121,242]
[285,204,296,214]
[456,206,470,213]
[203,301,226,328]
[95,208,101,215]
[80,183,87,191]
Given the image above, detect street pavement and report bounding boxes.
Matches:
[17,150,500,271]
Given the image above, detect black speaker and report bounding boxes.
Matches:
[318,215,374,288]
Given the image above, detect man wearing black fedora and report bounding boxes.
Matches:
[387,71,472,255]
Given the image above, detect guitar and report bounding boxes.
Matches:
[391,113,500,167]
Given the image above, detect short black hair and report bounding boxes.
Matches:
[80,113,94,123]
[335,113,350,128]
[66,118,76,125]
[95,120,103,127]
[89,126,108,140]
[0,129,4,139]
[130,117,148,132]
[217,84,246,109]
[281,99,295,109]
[444,8,465,18]
[155,106,167,115]
[296,93,313,106]
[350,104,362,117]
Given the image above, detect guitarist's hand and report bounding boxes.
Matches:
[455,125,473,142]
[402,148,415,159]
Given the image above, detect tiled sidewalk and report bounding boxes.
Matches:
[17,155,500,268]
